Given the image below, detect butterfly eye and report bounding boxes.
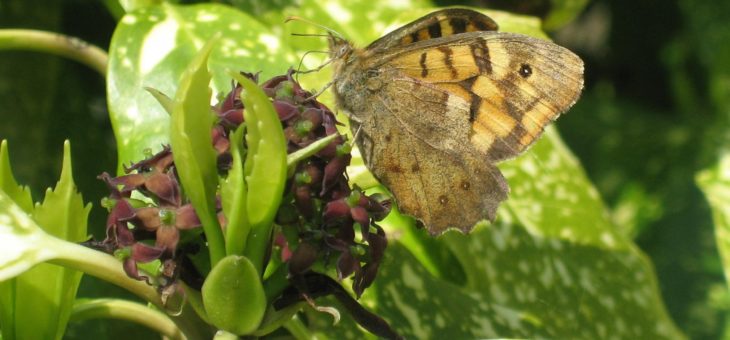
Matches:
[518,63,532,78]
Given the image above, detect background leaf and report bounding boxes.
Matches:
[107,3,297,172]
[698,154,730,292]
[5,0,726,338]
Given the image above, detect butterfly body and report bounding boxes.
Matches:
[329,9,584,235]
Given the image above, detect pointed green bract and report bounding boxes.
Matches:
[236,75,287,230]
[222,125,249,256]
[230,73,287,274]
[145,87,174,115]
[0,140,33,212]
[169,38,225,266]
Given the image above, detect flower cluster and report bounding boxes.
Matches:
[98,71,391,306]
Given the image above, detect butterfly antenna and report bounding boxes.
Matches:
[285,16,346,41]
[302,81,333,102]
[291,33,330,38]
[294,50,330,82]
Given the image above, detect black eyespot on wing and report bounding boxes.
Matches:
[519,63,532,78]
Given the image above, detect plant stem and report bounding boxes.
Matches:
[46,237,214,340]
[0,29,108,76]
[71,299,183,340]
[263,263,289,303]
[283,314,313,340]
[243,223,273,275]
[48,238,162,306]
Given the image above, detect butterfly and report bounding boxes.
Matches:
[327,8,584,235]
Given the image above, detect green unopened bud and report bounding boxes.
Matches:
[159,208,175,226]
[275,80,294,98]
[295,171,312,185]
[336,143,351,157]
[346,189,362,208]
[294,119,314,136]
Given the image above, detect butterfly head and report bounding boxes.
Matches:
[327,32,354,64]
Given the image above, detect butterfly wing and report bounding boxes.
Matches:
[381,31,584,161]
[352,104,508,235]
[366,8,498,53]
[332,9,583,234]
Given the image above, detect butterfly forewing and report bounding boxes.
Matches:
[386,32,584,161]
[366,8,498,53]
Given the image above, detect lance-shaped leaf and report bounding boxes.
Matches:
[0,140,33,212]
[169,38,225,266]
[230,73,287,273]
[222,125,249,256]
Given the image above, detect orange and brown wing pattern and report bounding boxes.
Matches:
[366,8,498,53]
[387,32,584,161]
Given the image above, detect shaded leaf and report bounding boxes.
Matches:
[697,153,730,292]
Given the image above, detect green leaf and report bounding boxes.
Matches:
[237,75,287,228]
[145,87,174,115]
[0,142,90,340]
[202,255,266,335]
[169,38,225,266]
[697,153,730,292]
[230,73,287,273]
[0,140,33,212]
[291,4,681,338]
[107,3,296,171]
[360,232,682,338]
[543,0,589,30]
[0,190,49,340]
[222,125,250,256]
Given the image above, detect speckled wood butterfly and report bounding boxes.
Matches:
[328,8,584,235]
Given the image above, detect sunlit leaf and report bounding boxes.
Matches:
[107,3,296,171]
[169,38,225,266]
